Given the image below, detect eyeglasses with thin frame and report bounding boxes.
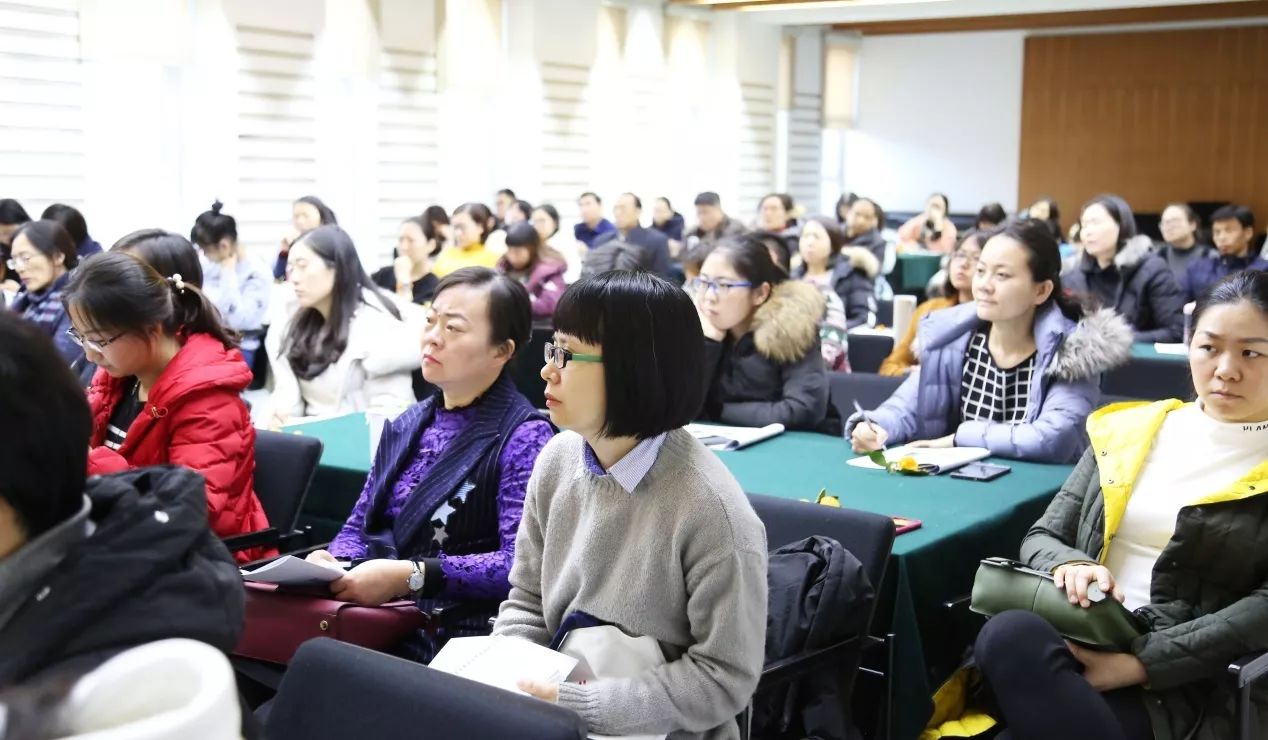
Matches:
[6,254,37,270]
[66,328,128,354]
[544,341,602,370]
[689,276,753,297]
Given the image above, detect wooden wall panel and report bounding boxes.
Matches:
[1018,26,1268,234]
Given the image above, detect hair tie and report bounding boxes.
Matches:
[169,273,186,293]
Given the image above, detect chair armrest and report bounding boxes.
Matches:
[223,528,279,552]
[1229,650,1268,689]
[428,600,499,630]
[757,636,861,692]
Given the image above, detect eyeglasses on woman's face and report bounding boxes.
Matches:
[66,328,127,354]
[543,341,602,370]
[688,276,752,298]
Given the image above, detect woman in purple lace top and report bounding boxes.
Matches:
[306,268,552,659]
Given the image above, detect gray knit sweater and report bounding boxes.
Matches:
[493,428,768,739]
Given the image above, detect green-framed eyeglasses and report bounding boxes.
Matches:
[544,341,602,370]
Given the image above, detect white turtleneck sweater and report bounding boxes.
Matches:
[1106,403,1268,611]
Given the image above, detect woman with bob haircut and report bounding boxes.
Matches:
[495,270,768,739]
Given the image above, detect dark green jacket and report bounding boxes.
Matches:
[1022,400,1268,740]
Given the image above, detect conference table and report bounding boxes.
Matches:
[287,415,1072,740]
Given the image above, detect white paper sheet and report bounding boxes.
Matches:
[240,555,347,586]
[684,422,785,451]
[847,445,990,474]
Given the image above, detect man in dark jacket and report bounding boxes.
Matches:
[593,192,672,278]
[0,312,244,690]
[1184,204,1268,301]
[685,191,747,249]
[1063,234,1186,343]
[573,191,615,249]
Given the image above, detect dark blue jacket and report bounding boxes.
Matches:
[652,213,685,243]
[1183,252,1268,302]
[593,226,671,278]
[574,219,616,249]
[1062,235,1186,343]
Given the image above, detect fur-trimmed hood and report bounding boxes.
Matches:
[1081,234,1154,274]
[752,279,826,363]
[923,301,1133,382]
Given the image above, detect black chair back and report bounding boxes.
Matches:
[828,372,903,426]
[846,334,895,374]
[875,299,893,328]
[745,495,895,737]
[264,639,588,740]
[253,430,324,532]
[513,324,552,406]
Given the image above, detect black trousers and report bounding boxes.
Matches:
[975,610,1154,740]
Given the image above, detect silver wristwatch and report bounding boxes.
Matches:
[407,560,425,595]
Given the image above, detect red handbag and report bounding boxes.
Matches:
[235,581,428,665]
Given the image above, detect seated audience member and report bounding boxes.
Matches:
[0,312,245,701]
[792,216,878,330]
[1185,204,1268,301]
[275,195,337,280]
[757,193,801,254]
[880,230,986,376]
[696,234,829,431]
[7,220,84,371]
[843,196,888,266]
[63,251,271,563]
[835,192,857,225]
[41,203,102,259]
[494,188,516,225]
[116,228,204,284]
[757,229,848,372]
[308,268,553,662]
[651,196,685,247]
[975,270,1268,740]
[497,222,567,320]
[191,201,271,368]
[424,204,451,248]
[593,193,671,278]
[1024,197,1064,244]
[1064,195,1185,343]
[505,199,532,227]
[495,271,766,738]
[1153,202,1212,284]
[530,203,580,281]
[849,219,1132,463]
[434,203,500,278]
[372,215,442,306]
[267,225,418,423]
[573,192,615,249]
[0,199,30,296]
[976,202,1007,231]
[898,192,958,254]
[680,241,713,285]
[684,191,748,251]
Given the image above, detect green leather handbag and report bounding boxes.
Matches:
[970,557,1145,650]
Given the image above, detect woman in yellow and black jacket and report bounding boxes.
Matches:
[974,270,1268,740]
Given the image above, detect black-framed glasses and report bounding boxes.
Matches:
[66,328,127,353]
[544,341,602,370]
[688,276,753,297]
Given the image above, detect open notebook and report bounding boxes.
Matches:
[847,445,990,475]
[240,555,349,586]
[684,422,785,451]
[429,636,664,740]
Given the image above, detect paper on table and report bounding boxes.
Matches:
[241,555,347,586]
[1153,343,1188,356]
[848,445,990,475]
[429,636,582,696]
[684,422,785,451]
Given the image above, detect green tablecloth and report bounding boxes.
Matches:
[891,252,944,294]
[1128,342,1188,363]
[290,417,1071,740]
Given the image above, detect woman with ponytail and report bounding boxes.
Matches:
[848,219,1134,463]
[63,248,272,563]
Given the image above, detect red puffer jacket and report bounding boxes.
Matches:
[87,333,274,564]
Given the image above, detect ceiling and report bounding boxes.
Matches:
[666,0,1268,28]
